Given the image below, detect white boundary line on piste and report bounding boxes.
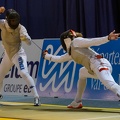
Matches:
[75,115,120,120]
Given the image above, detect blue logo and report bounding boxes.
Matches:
[36,39,80,97]
[18,57,25,70]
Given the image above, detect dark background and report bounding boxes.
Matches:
[0,0,120,39]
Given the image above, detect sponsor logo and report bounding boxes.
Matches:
[1,60,39,94]
[37,40,79,94]
[4,84,22,93]
[5,61,39,79]
[3,84,32,93]
[18,57,25,70]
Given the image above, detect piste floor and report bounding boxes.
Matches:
[0,95,120,120]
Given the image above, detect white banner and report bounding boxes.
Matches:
[0,39,43,96]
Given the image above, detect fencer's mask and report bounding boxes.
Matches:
[60,29,76,52]
[5,9,20,29]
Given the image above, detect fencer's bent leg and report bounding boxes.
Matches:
[0,52,13,94]
[74,67,97,102]
[12,53,39,98]
[68,67,96,108]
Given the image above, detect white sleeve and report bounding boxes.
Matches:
[45,53,72,63]
[73,36,109,48]
[20,25,31,45]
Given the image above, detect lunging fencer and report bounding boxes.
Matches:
[0,7,40,106]
[42,29,120,108]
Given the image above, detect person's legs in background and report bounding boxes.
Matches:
[12,53,40,106]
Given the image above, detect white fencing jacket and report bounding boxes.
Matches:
[45,36,110,74]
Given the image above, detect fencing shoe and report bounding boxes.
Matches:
[34,97,40,106]
[67,101,83,109]
[0,94,3,99]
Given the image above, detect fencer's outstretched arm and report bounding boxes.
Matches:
[20,25,31,45]
[74,30,120,48]
[43,50,72,63]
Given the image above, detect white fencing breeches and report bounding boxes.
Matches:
[0,49,39,97]
[75,57,120,102]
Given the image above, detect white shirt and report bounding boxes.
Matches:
[0,19,31,59]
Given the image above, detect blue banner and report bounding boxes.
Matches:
[36,38,120,100]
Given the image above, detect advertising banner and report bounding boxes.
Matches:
[36,38,120,100]
[1,38,120,100]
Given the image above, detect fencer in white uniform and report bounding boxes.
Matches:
[0,7,40,106]
[43,29,120,108]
